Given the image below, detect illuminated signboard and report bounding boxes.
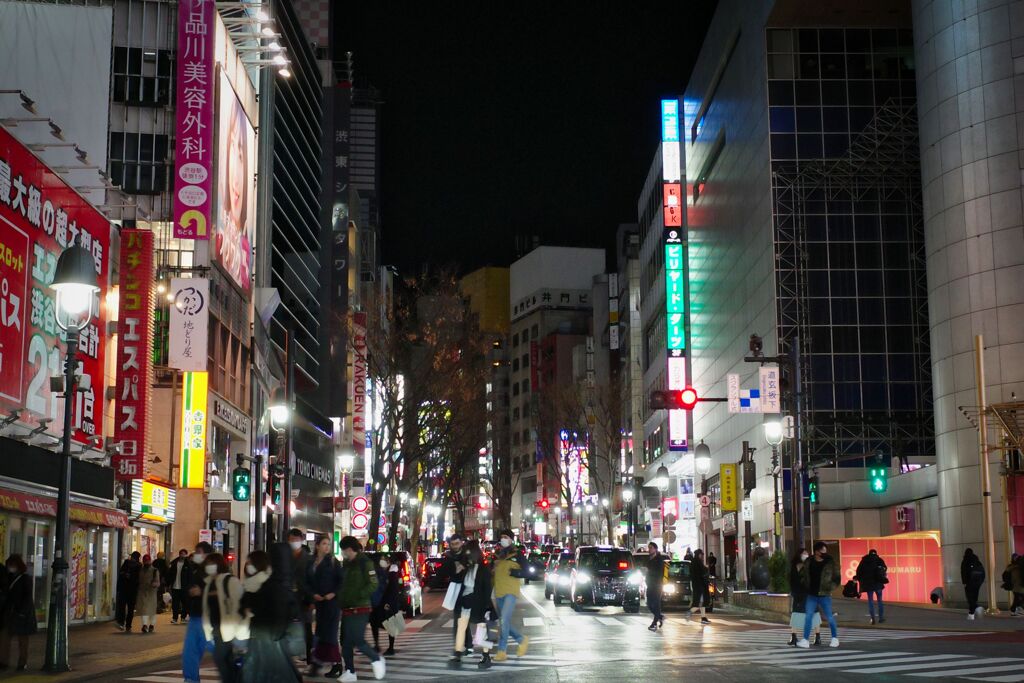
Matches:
[179,371,208,488]
[662,99,687,453]
[662,141,681,182]
[663,183,682,227]
[667,356,687,450]
[661,99,680,142]
[131,480,177,523]
[558,430,590,505]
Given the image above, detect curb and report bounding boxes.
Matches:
[724,601,1022,633]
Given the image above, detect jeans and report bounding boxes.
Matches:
[866,589,884,620]
[803,595,838,640]
[212,635,237,683]
[171,589,187,621]
[647,587,663,624]
[342,612,379,673]
[182,614,212,683]
[496,595,524,651]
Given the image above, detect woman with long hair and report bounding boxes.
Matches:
[200,553,244,681]
[788,548,821,645]
[369,553,401,656]
[217,100,251,289]
[448,540,497,670]
[306,534,344,677]
[0,555,35,671]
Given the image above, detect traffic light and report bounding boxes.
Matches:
[808,475,819,505]
[232,466,251,502]
[868,467,888,493]
[271,471,283,506]
[650,387,699,410]
[538,499,549,511]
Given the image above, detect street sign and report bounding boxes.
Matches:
[664,513,677,527]
[699,494,710,508]
[199,529,212,544]
[351,496,369,513]
[663,530,677,545]
[742,499,753,521]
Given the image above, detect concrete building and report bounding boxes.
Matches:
[912,0,1024,601]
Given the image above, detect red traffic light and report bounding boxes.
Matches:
[539,499,549,510]
[650,388,699,410]
[679,387,698,409]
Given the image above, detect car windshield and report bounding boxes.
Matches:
[668,561,691,579]
[578,550,633,572]
[537,553,550,564]
[554,554,574,569]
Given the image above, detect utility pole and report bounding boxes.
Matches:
[974,335,999,614]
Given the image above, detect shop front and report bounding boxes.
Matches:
[128,480,176,558]
[208,392,252,570]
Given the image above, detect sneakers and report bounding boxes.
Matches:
[878,617,886,623]
[701,617,710,624]
[371,659,386,680]
[829,638,840,648]
[648,624,658,632]
[796,639,810,648]
[477,653,492,670]
[869,617,875,625]
[967,613,976,620]
[116,623,125,632]
[517,637,529,657]
[339,671,357,682]
[494,651,508,662]
[383,647,396,657]
[170,618,178,624]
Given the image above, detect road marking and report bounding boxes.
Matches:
[793,653,968,670]
[523,616,545,626]
[407,619,432,628]
[519,585,552,617]
[914,663,1024,678]
[743,619,784,626]
[967,675,1024,682]
[596,616,623,625]
[842,655,1011,674]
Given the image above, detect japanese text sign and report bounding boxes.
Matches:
[173,0,214,239]
[113,229,154,480]
[759,366,781,414]
[663,183,682,227]
[351,311,367,451]
[168,277,209,371]
[720,463,738,511]
[0,128,109,444]
[179,371,208,488]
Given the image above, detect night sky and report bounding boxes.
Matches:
[335,3,717,274]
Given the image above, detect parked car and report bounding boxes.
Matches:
[524,552,550,585]
[570,546,641,613]
[545,552,576,604]
[365,551,423,617]
[420,556,448,591]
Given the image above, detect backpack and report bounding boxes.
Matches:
[843,579,860,598]
[969,563,985,585]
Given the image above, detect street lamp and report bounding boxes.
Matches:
[656,464,669,549]
[694,441,712,554]
[268,387,292,540]
[622,485,634,549]
[764,414,784,552]
[44,240,99,672]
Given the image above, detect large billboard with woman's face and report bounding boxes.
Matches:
[214,71,255,293]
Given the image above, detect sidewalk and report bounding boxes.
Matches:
[3,611,185,682]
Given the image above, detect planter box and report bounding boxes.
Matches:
[731,590,791,615]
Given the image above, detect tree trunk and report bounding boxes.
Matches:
[388,498,402,551]
[367,484,384,551]
[409,504,423,561]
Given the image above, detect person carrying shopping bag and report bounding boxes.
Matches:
[492,531,528,661]
[201,553,245,682]
[238,547,302,683]
[447,540,497,671]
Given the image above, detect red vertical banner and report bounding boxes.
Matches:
[173,0,215,239]
[113,230,154,480]
[351,311,367,451]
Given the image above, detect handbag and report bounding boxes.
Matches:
[472,620,499,648]
[442,581,461,611]
[842,579,860,598]
[383,612,406,638]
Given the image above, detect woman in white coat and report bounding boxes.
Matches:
[200,553,244,681]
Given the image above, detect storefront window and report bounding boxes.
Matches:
[26,520,53,624]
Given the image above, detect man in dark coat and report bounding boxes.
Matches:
[239,544,302,682]
[287,528,313,662]
[152,552,169,614]
[961,548,985,619]
[645,542,666,632]
[116,551,142,632]
[438,533,471,653]
[166,548,193,624]
[855,549,888,624]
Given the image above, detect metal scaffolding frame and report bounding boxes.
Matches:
[771,98,934,465]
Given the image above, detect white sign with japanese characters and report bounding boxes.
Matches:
[168,277,209,372]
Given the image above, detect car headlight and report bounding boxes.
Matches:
[627,571,644,585]
[663,584,677,594]
[558,576,571,586]
[575,573,591,585]
[528,567,535,573]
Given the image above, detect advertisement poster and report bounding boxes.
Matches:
[0,127,110,444]
[213,72,255,293]
[179,371,208,489]
[839,533,942,604]
[70,526,87,620]
[173,0,214,239]
[168,277,209,371]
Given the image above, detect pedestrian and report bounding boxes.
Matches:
[136,554,161,633]
[201,552,245,682]
[167,548,193,624]
[116,550,142,632]
[0,555,35,671]
[683,547,694,561]
[1003,553,1024,615]
[287,528,314,662]
[448,540,496,670]
[306,534,343,677]
[788,548,821,646]
[153,551,169,614]
[238,547,302,683]
[688,548,711,625]
[338,536,385,681]
[645,541,666,631]
[797,541,840,648]
[854,548,888,625]
[182,542,214,683]
[492,530,529,660]
[438,533,471,654]
[370,553,401,656]
[707,551,718,578]
[960,548,985,620]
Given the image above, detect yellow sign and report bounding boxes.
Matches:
[179,371,208,488]
[132,480,177,523]
[720,463,738,511]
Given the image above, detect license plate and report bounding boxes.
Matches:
[603,593,616,600]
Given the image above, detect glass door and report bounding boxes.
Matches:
[25,520,52,625]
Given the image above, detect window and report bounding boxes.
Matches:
[512,332,519,347]
[112,47,172,106]
[693,130,726,202]
[512,358,520,372]
[522,353,529,368]
[108,132,169,195]
[512,383,520,397]
[512,407,520,421]
[531,324,539,339]
[522,379,530,393]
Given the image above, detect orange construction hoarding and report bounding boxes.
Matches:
[839,532,942,604]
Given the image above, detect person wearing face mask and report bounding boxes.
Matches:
[646,542,666,632]
[369,554,401,657]
[306,534,344,677]
[338,536,384,681]
[238,547,302,682]
[796,541,841,649]
[448,540,496,670]
[438,534,471,655]
[0,555,35,671]
[181,542,214,683]
[687,548,711,625]
[287,528,314,663]
[136,554,160,633]
[201,552,245,681]
[167,548,193,624]
[788,549,821,646]
[492,530,528,661]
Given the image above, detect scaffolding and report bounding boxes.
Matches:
[771,98,933,466]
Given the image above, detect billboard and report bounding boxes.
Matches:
[112,229,154,480]
[558,429,589,506]
[839,533,942,604]
[351,311,367,451]
[213,71,255,293]
[179,370,208,488]
[0,127,110,444]
[168,277,209,371]
[173,0,215,239]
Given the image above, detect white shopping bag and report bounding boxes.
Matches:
[442,582,461,611]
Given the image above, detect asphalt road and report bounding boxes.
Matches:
[102,581,1024,683]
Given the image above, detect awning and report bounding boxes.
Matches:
[0,487,128,528]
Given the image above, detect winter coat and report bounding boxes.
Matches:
[1005,561,1024,594]
[185,558,206,618]
[239,544,302,683]
[117,558,141,596]
[291,548,313,607]
[306,554,344,602]
[201,572,245,642]
[339,552,378,610]
[646,554,666,588]
[458,561,497,624]
[371,565,402,625]
[0,572,36,636]
[136,565,160,616]
[152,557,169,584]
[800,554,840,597]
[493,547,524,598]
[439,548,467,584]
[690,558,709,594]
[167,556,193,590]
[961,552,985,587]
[855,553,888,592]
[790,561,809,612]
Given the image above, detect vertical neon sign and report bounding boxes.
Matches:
[662,99,687,452]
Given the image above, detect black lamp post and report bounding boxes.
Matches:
[43,240,99,672]
[655,465,669,547]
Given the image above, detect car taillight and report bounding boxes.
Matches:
[403,571,410,584]
[618,561,628,569]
